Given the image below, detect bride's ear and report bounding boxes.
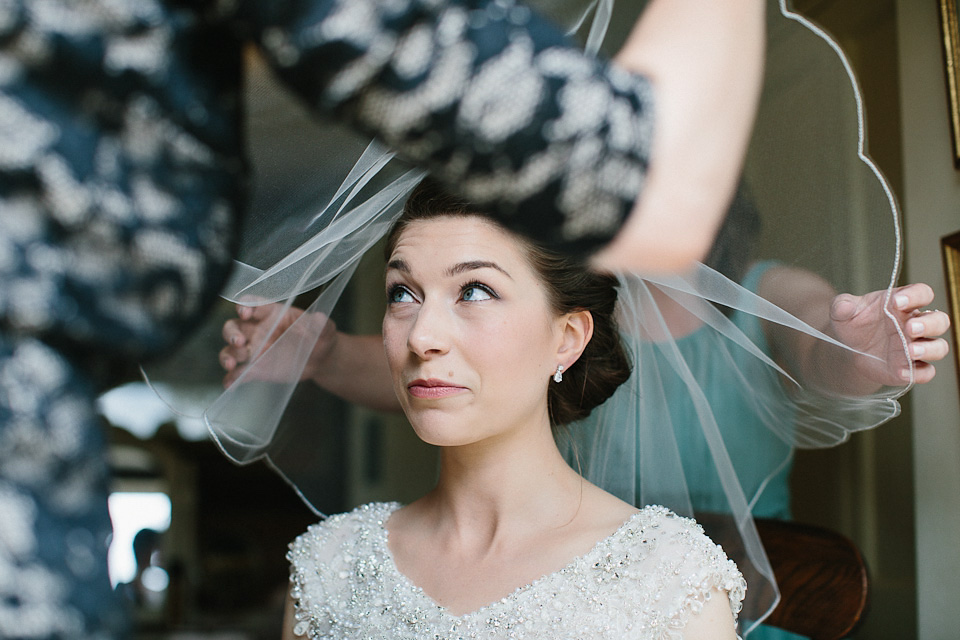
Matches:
[556,310,594,369]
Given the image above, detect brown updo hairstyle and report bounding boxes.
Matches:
[385,177,631,427]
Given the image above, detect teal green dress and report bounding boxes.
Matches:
[668,261,793,520]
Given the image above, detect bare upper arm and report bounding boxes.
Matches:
[281,590,299,640]
[681,588,740,640]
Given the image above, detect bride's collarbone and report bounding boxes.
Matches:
[400,537,577,616]
[389,515,634,616]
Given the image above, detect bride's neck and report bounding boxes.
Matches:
[428,428,582,537]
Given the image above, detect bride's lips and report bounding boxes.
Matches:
[407,378,467,399]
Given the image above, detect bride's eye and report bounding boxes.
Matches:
[461,283,496,302]
[387,284,416,304]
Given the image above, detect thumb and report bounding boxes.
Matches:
[830,293,860,323]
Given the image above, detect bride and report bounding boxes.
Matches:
[282,178,745,639]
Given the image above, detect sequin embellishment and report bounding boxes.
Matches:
[287,502,745,639]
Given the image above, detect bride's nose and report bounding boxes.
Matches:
[407,299,452,358]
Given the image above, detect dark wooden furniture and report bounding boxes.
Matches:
[756,518,870,639]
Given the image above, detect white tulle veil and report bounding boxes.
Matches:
[143,1,910,635]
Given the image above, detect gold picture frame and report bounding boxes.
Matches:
[940,0,960,166]
[942,231,960,389]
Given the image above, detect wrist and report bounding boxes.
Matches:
[306,329,343,388]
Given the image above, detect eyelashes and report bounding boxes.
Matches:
[385,281,500,304]
[386,283,415,304]
[460,281,498,301]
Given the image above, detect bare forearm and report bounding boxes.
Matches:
[800,333,885,396]
[759,267,877,396]
[310,333,401,412]
[597,0,766,272]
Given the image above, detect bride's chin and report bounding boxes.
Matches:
[407,416,480,448]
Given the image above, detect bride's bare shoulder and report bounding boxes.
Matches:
[575,481,640,535]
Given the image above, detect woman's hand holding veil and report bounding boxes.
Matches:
[828,283,951,387]
[220,303,400,412]
[220,304,312,387]
[761,268,951,395]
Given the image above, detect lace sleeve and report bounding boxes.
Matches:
[234,0,654,257]
[286,516,351,639]
[651,511,748,629]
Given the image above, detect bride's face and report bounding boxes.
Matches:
[382,215,563,447]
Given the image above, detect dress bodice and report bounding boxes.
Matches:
[287,502,745,639]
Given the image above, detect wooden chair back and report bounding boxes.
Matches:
[755,518,869,639]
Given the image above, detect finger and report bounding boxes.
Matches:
[223,366,243,389]
[907,311,951,338]
[246,303,283,322]
[222,319,247,347]
[910,338,951,363]
[219,348,236,372]
[929,310,952,335]
[226,342,253,365]
[236,303,273,321]
[911,361,937,385]
[220,341,255,367]
[893,282,935,312]
[830,293,860,322]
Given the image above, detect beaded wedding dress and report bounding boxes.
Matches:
[287,503,745,640]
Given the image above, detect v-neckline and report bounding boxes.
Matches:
[373,502,645,620]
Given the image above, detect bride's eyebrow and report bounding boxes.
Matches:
[385,258,512,279]
[385,258,412,275]
[447,261,512,279]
